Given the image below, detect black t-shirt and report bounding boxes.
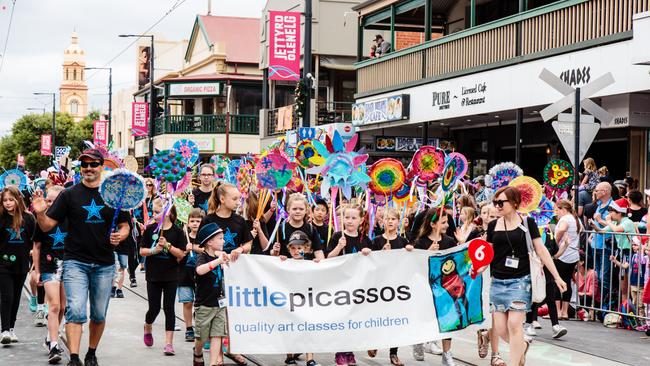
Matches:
[178,232,198,287]
[0,213,36,274]
[414,234,457,251]
[140,223,187,282]
[47,183,130,265]
[116,216,136,255]
[34,220,68,274]
[194,252,223,307]
[192,188,212,213]
[630,207,648,223]
[487,216,540,280]
[278,220,323,259]
[199,213,253,254]
[312,223,329,250]
[246,219,270,255]
[371,235,410,251]
[326,231,372,255]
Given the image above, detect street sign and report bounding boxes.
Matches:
[552,114,600,167]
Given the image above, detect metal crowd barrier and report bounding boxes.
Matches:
[578,229,649,326]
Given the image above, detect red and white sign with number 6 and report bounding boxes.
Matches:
[468,239,494,278]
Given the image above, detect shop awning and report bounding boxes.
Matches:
[319,56,356,71]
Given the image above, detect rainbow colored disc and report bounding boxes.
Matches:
[368,158,406,195]
[509,176,543,213]
[409,146,444,180]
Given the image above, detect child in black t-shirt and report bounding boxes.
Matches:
[193,222,232,366]
[279,230,320,366]
[244,191,270,254]
[271,193,324,260]
[178,208,204,342]
[311,198,329,250]
[327,204,372,258]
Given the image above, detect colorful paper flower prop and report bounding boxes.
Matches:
[306,131,370,199]
[295,140,325,168]
[486,162,523,191]
[173,139,199,166]
[103,158,121,172]
[255,150,296,190]
[368,158,406,196]
[146,149,190,186]
[447,152,468,179]
[530,196,554,227]
[123,155,139,172]
[0,169,27,189]
[543,159,573,190]
[392,182,411,203]
[508,176,543,213]
[210,155,230,176]
[173,197,192,224]
[440,154,467,192]
[409,146,445,180]
[171,171,192,195]
[287,175,305,193]
[226,159,242,185]
[100,169,146,233]
[236,159,257,196]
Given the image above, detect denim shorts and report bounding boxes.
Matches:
[63,259,115,323]
[114,253,128,269]
[41,271,61,283]
[490,275,532,313]
[177,286,195,303]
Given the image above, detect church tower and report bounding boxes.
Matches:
[59,32,88,122]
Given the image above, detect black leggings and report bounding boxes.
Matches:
[527,279,559,326]
[0,272,28,331]
[554,260,577,302]
[145,280,177,331]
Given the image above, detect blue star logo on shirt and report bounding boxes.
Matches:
[133,208,143,219]
[6,228,24,243]
[199,201,209,212]
[212,266,223,288]
[49,227,67,250]
[82,199,105,222]
[223,228,238,253]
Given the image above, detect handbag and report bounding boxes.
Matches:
[523,218,547,303]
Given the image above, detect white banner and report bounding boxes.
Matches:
[224,247,490,354]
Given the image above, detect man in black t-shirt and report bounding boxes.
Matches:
[32,149,131,366]
[190,165,216,213]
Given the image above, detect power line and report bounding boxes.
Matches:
[0,0,17,76]
[86,0,188,82]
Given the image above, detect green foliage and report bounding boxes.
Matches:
[0,111,96,173]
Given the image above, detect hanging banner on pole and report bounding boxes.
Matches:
[40,134,52,156]
[268,11,301,81]
[93,120,108,146]
[131,102,149,137]
[224,247,490,354]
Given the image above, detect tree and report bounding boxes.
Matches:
[0,111,97,173]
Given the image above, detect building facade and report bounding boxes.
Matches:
[59,32,88,122]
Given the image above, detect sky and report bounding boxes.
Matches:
[0,0,266,135]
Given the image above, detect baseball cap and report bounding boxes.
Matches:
[78,148,105,164]
[287,230,311,247]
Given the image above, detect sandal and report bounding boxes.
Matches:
[225,353,248,366]
[390,354,404,366]
[490,353,507,366]
[519,338,531,366]
[193,349,205,366]
[367,350,377,358]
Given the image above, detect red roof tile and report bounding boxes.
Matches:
[199,15,260,64]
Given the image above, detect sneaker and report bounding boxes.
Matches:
[174,325,181,331]
[30,296,38,312]
[345,353,357,366]
[185,328,195,342]
[284,356,297,365]
[334,353,347,366]
[306,360,318,366]
[412,344,425,361]
[477,329,489,358]
[48,344,63,364]
[115,289,124,298]
[0,331,10,344]
[84,353,98,366]
[164,343,175,356]
[636,324,649,332]
[441,351,456,366]
[44,337,51,351]
[130,278,137,288]
[532,320,542,329]
[144,328,153,347]
[34,310,47,327]
[67,358,83,366]
[423,341,443,355]
[110,286,117,298]
[523,323,537,337]
[9,329,18,342]
[552,324,567,339]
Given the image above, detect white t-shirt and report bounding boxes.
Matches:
[556,214,581,263]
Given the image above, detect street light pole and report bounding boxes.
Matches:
[34,92,56,147]
[85,67,113,144]
[119,34,155,160]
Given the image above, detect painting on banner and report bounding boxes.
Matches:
[223,247,490,354]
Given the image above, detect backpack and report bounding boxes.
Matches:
[619,299,638,329]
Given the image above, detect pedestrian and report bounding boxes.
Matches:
[413,207,457,365]
[190,165,216,213]
[0,186,36,345]
[193,222,232,366]
[32,148,131,366]
[112,216,135,299]
[139,198,187,355]
[179,207,204,342]
[243,191,270,254]
[626,190,647,224]
[553,199,581,322]
[373,34,391,57]
[588,182,614,298]
[31,185,66,363]
[578,157,599,216]
[455,206,476,244]
[310,198,329,250]
[271,193,324,261]
[326,203,372,258]
[482,186,567,366]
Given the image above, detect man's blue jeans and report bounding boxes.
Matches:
[63,259,115,323]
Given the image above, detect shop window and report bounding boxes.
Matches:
[236,86,262,115]
[184,99,195,115]
[202,98,214,115]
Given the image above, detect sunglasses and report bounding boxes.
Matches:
[146,184,154,187]
[80,161,102,168]
[492,199,507,208]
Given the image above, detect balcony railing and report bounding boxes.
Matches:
[357,0,648,95]
[153,114,259,135]
[266,105,300,136]
[316,101,353,125]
